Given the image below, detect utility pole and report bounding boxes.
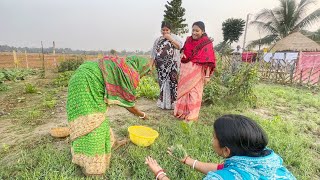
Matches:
[242,13,251,52]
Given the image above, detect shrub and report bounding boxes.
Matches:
[58,57,84,72]
[203,56,259,107]
[136,76,160,100]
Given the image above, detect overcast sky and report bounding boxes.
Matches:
[0,0,319,51]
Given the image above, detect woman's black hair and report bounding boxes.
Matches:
[161,21,172,30]
[192,21,205,32]
[213,114,269,157]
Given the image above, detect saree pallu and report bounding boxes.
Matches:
[174,61,205,121]
[67,61,112,175]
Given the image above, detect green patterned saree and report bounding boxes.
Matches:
[67,56,151,175]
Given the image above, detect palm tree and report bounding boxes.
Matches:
[302,28,320,44]
[248,0,320,48]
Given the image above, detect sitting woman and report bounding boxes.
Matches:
[67,55,152,176]
[145,114,296,180]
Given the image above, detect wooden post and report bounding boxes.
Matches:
[41,41,45,78]
[299,69,303,85]
[53,41,57,68]
[13,50,18,68]
[25,50,29,69]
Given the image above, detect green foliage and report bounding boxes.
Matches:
[43,100,57,109]
[203,57,259,107]
[25,83,37,94]
[136,76,160,100]
[0,84,10,92]
[52,71,74,87]
[222,18,246,43]
[27,109,42,120]
[0,72,5,82]
[42,92,57,109]
[57,57,84,72]
[163,0,188,35]
[226,63,259,106]
[0,69,37,82]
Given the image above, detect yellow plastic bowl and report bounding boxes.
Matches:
[128,126,159,147]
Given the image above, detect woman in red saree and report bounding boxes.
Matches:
[174,21,216,122]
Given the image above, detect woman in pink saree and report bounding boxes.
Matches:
[174,21,216,122]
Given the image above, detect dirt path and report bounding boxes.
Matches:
[0,89,161,147]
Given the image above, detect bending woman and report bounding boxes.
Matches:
[151,21,183,110]
[67,55,152,176]
[174,21,216,121]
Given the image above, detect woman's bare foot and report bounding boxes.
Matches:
[145,156,163,175]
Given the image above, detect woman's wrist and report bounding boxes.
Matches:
[158,173,167,180]
[139,112,146,119]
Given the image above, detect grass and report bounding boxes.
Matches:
[0,74,319,179]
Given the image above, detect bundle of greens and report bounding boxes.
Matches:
[171,144,187,160]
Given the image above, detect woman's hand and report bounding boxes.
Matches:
[167,146,188,163]
[163,34,173,42]
[125,106,148,120]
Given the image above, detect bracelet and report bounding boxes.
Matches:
[156,172,166,180]
[139,112,146,119]
[192,160,198,169]
[183,156,189,164]
[205,76,210,78]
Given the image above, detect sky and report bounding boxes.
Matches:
[0,0,319,51]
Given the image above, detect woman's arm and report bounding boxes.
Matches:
[125,106,148,120]
[183,157,219,174]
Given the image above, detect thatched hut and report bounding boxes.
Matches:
[271,32,320,52]
[268,32,320,85]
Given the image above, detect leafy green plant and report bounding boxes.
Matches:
[226,63,259,106]
[58,57,84,72]
[0,69,37,82]
[43,100,57,109]
[25,83,37,94]
[52,71,74,87]
[27,109,42,120]
[0,72,5,82]
[136,76,160,100]
[0,84,10,91]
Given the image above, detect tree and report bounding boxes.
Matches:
[163,0,188,35]
[218,18,245,55]
[248,0,320,48]
[301,28,320,44]
[222,18,246,44]
[110,49,117,55]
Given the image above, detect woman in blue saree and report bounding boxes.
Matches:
[145,115,296,180]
